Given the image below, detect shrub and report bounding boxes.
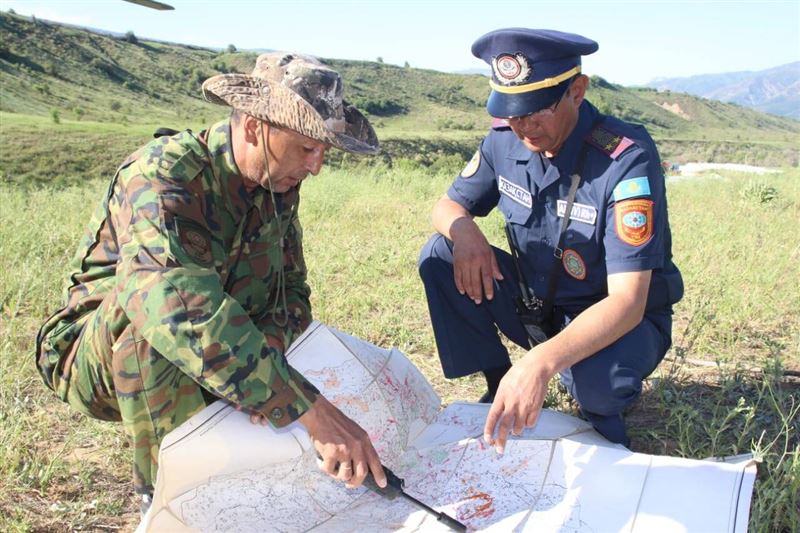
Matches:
[353,97,406,116]
[739,181,779,204]
[124,30,138,44]
[226,44,237,53]
[50,108,60,124]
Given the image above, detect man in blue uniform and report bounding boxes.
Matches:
[418,28,683,451]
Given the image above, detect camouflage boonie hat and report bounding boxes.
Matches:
[202,52,379,155]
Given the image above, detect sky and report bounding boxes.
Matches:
[3,0,799,86]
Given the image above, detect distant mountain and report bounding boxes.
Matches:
[647,62,800,119]
[451,67,489,76]
[0,11,797,169]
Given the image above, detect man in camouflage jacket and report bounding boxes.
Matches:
[36,53,387,499]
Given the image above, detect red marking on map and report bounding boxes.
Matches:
[458,491,496,521]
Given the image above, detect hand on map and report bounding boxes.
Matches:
[450,217,503,304]
[483,357,552,454]
[299,396,388,489]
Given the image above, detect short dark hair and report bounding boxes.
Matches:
[230,108,245,125]
[230,109,276,130]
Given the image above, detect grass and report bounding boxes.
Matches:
[0,161,798,531]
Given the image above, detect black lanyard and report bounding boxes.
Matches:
[504,142,591,326]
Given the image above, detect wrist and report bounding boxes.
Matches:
[449,216,476,241]
[522,345,560,380]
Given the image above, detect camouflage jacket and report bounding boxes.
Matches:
[36,120,319,426]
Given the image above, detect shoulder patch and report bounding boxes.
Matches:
[585,125,635,160]
[614,199,653,246]
[460,150,481,178]
[491,117,510,130]
[613,176,651,201]
[175,216,214,267]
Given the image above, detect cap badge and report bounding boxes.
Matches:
[492,53,532,85]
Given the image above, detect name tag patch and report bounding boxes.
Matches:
[498,175,532,208]
[557,200,597,225]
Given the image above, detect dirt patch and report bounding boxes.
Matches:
[657,101,691,120]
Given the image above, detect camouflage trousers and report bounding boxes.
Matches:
[62,288,208,495]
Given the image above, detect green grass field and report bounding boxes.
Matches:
[0,160,798,531]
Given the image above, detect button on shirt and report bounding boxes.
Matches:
[447,101,679,317]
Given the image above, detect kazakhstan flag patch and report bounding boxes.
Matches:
[613,177,651,202]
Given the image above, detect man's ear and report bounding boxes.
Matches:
[570,75,589,106]
[242,114,262,145]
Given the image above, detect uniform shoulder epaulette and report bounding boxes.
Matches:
[142,132,207,183]
[585,123,636,160]
[491,117,511,130]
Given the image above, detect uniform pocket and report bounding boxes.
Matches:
[498,196,533,226]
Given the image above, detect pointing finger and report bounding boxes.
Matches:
[483,400,503,444]
[365,447,387,489]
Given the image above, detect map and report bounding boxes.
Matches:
[139,322,756,532]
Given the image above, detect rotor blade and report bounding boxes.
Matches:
[122,0,175,11]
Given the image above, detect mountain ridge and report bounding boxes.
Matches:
[646,62,800,119]
[0,11,797,171]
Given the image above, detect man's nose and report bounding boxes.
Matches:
[306,148,326,176]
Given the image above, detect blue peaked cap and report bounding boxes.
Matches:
[472,28,598,118]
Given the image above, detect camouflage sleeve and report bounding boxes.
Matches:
[113,157,318,427]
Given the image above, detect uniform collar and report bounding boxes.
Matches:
[205,120,241,178]
[507,137,534,161]
[202,119,256,216]
[504,100,599,168]
[528,101,599,192]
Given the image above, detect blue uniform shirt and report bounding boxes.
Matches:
[448,100,682,317]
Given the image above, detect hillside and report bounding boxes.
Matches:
[647,62,800,120]
[1,10,798,181]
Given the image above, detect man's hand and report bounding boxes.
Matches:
[450,217,503,304]
[483,354,555,454]
[248,412,268,425]
[298,396,387,489]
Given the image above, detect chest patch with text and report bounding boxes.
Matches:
[556,200,597,225]
[498,175,532,208]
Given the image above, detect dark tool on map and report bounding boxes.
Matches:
[364,465,467,532]
[317,454,467,531]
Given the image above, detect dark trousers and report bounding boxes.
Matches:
[418,234,672,444]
